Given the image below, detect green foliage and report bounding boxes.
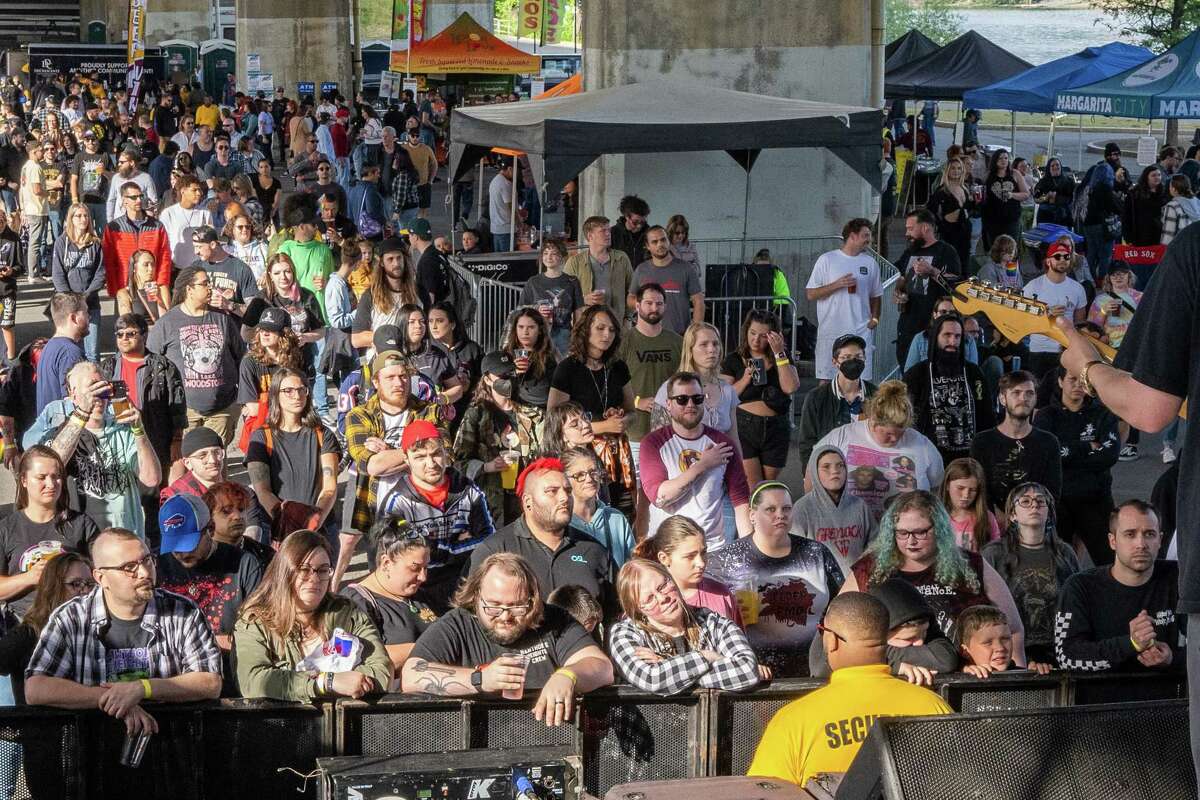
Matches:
[886,0,965,45]
[1095,0,1200,53]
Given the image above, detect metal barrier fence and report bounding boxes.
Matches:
[0,671,1184,799]
[455,266,525,353]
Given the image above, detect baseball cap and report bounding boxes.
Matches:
[404,218,433,239]
[400,419,440,451]
[371,349,409,375]
[378,237,407,257]
[159,494,211,554]
[191,225,220,244]
[1104,142,1122,157]
[373,325,402,353]
[481,350,515,377]
[1047,241,1073,260]
[80,129,96,139]
[257,306,290,333]
[181,426,224,457]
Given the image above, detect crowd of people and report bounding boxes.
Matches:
[0,72,1186,796]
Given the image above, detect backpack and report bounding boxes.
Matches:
[443,257,477,329]
[1071,177,1093,228]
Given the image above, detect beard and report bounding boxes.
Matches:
[481,616,528,646]
[530,502,570,533]
[639,310,663,325]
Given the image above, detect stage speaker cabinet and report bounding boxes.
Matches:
[604,776,811,800]
[835,699,1198,800]
[317,746,581,800]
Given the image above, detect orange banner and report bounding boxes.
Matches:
[408,13,541,74]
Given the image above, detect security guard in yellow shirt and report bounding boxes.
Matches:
[748,592,952,789]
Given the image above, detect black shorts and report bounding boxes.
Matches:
[0,295,14,328]
[735,408,790,469]
[417,184,432,209]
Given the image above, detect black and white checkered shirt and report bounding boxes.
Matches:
[26,587,222,686]
[609,606,760,695]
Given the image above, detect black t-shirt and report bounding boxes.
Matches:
[969,427,1063,512]
[204,256,260,306]
[895,240,961,339]
[406,340,458,388]
[409,605,595,689]
[157,542,264,635]
[237,356,282,404]
[339,584,438,646]
[0,511,96,617]
[415,245,448,309]
[245,425,342,506]
[101,613,153,682]
[0,227,19,297]
[722,351,791,415]
[72,150,111,203]
[1114,223,1200,612]
[550,356,630,418]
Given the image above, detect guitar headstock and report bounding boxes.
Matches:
[950,279,1066,349]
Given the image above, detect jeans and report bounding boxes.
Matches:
[1083,223,1114,279]
[335,157,351,192]
[398,205,419,230]
[83,304,100,362]
[1165,418,1186,449]
[312,335,330,415]
[85,200,106,229]
[24,214,47,277]
[492,233,512,253]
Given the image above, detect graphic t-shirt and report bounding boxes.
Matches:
[102,615,152,682]
[815,420,945,521]
[373,410,414,509]
[618,328,682,442]
[147,308,245,413]
[520,273,585,353]
[53,423,146,535]
[0,511,96,617]
[72,151,111,203]
[1006,544,1058,652]
[340,584,439,646]
[157,543,264,636]
[631,258,703,335]
[203,256,260,307]
[705,535,844,677]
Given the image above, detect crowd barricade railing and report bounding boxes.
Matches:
[0,672,1184,798]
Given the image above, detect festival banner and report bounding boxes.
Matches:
[519,0,543,38]
[412,0,427,43]
[542,0,563,44]
[389,0,410,71]
[125,0,147,114]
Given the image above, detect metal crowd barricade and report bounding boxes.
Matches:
[704,295,798,368]
[454,263,525,353]
[0,671,1186,799]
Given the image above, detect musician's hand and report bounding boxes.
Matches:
[1056,316,1102,377]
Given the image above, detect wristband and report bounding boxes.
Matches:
[324,671,336,694]
[554,667,578,686]
[1079,359,1105,397]
[141,678,152,699]
[775,359,790,368]
[634,395,642,409]
[1131,635,1146,654]
[130,424,145,438]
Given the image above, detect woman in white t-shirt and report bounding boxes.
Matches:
[814,380,944,521]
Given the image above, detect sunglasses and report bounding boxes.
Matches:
[670,394,706,406]
[115,329,141,339]
[1050,254,1071,261]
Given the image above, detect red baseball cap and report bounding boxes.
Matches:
[400,420,441,451]
[1047,241,1072,260]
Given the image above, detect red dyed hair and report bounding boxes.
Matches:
[516,457,565,497]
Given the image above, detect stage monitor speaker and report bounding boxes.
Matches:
[317,746,580,800]
[605,776,811,800]
[835,699,1197,800]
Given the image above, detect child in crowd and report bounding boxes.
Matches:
[940,457,1001,552]
[548,584,603,642]
[956,605,1052,678]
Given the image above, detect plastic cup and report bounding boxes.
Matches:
[501,653,529,700]
[736,589,760,626]
[500,450,521,490]
[119,729,152,768]
[847,279,857,295]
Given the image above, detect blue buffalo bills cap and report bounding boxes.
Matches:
[158,494,211,554]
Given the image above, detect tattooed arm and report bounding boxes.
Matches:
[399,658,477,696]
[48,413,89,465]
[316,451,338,524]
[246,460,282,519]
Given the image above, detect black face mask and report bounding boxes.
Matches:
[838,358,866,381]
[492,378,514,399]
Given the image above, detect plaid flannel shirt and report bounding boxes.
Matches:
[345,393,440,533]
[609,606,760,696]
[26,587,222,686]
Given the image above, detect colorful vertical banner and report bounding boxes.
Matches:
[125,0,147,114]
[389,0,410,71]
[412,0,427,43]
[520,0,543,38]
[542,0,563,44]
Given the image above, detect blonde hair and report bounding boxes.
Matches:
[866,380,913,429]
[616,559,701,650]
[633,515,705,562]
[679,322,723,381]
[64,202,100,248]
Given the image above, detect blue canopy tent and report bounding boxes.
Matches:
[1056,29,1200,119]
[964,42,1154,166]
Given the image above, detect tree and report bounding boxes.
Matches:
[1096,0,1200,144]
[885,0,965,45]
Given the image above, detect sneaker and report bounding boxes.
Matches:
[1119,444,1139,462]
[1163,445,1177,464]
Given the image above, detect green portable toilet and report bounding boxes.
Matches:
[86,20,107,44]
[159,39,198,87]
[199,38,236,100]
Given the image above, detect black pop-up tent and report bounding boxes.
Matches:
[886,30,1031,100]
[449,80,881,238]
[885,29,941,73]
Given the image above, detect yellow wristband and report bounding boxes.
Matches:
[141,678,152,699]
[775,359,790,368]
[634,395,642,409]
[1131,635,1145,654]
[554,667,578,685]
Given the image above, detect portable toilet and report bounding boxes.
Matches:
[160,39,198,87]
[199,38,236,100]
[86,20,107,44]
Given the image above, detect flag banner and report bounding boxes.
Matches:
[520,0,543,38]
[542,0,563,44]
[389,0,409,70]
[412,0,427,43]
[125,0,147,114]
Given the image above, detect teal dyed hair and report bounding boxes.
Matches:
[866,490,980,594]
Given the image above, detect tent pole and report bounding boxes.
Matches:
[1010,111,1016,153]
[1047,115,1056,162]
[511,157,520,252]
[1077,115,1083,171]
[742,162,751,263]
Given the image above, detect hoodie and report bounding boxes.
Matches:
[808,576,960,678]
[791,444,875,575]
[1161,194,1200,245]
[1033,393,1119,499]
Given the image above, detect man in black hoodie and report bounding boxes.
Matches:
[1034,367,1120,566]
[904,313,994,464]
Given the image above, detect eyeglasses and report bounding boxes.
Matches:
[279,386,309,397]
[65,578,97,592]
[564,416,591,429]
[124,194,143,201]
[95,553,156,576]
[480,601,532,618]
[817,623,848,644]
[190,279,211,288]
[895,526,933,542]
[567,468,603,482]
[1016,496,1050,509]
[669,394,706,407]
[640,581,677,609]
[234,224,252,230]
[115,329,141,339]
[295,565,333,582]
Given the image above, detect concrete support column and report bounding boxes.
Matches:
[236,0,352,99]
[579,0,878,241]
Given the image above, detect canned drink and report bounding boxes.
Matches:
[1012,356,1021,373]
[333,632,354,658]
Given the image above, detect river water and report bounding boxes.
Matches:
[957,8,1138,65]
